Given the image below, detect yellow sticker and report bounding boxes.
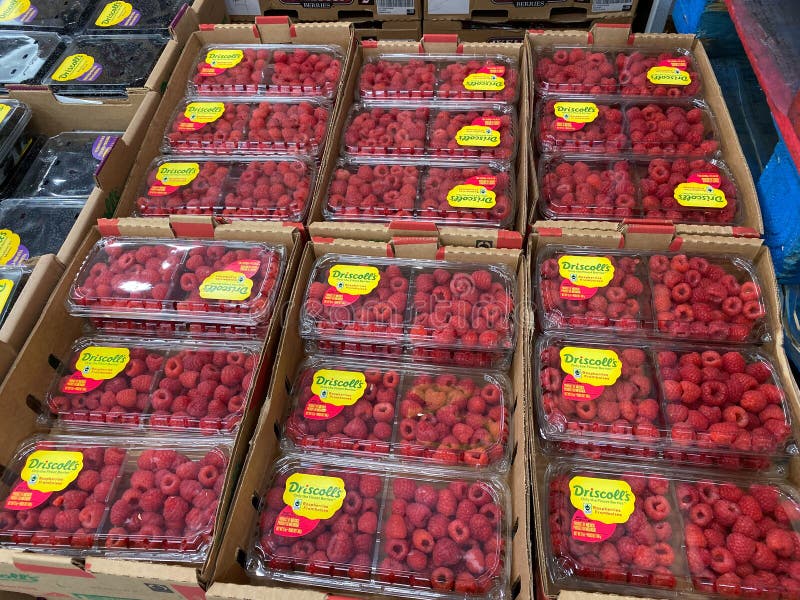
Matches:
[558,255,615,288]
[560,347,622,387]
[674,182,727,208]
[205,49,244,69]
[569,476,635,525]
[446,184,496,209]
[0,229,21,265]
[94,1,133,26]
[198,270,253,301]
[455,125,501,147]
[0,0,29,22]
[21,451,84,493]
[311,369,367,407]
[463,72,505,91]
[184,102,226,124]
[647,66,691,86]
[0,278,13,314]
[0,104,10,126]
[51,54,95,82]
[75,346,130,380]
[327,265,380,296]
[283,473,346,520]
[553,101,599,123]
[155,162,200,187]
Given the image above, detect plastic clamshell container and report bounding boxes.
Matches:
[537,156,740,225]
[0,265,28,327]
[247,455,511,600]
[134,154,316,222]
[535,246,769,344]
[357,53,519,103]
[163,96,331,157]
[783,285,800,371]
[0,198,84,261]
[342,103,517,161]
[0,100,32,186]
[324,159,515,229]
[67,237,287,336]
[300,254,517,369]
[42,34,167,96]
[0,0,96,32]
[83,0,187,34]
[14,131,121,199]
[535,98,720,158]
[284,356,513,472]
[0,434,230,564]
[0,31,64,88]
[43,335,262,435]
[188,44,344,99]
[543,459,800,598]
[535,333,796,470]
[533,46,703,99]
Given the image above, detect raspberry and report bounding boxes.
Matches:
[385,514,407,539]
[432,538,461,568]
[633,546,657,569]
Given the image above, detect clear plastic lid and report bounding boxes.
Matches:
[284,356,512,472]
[0,31,64,88]
[44,335,262,435]
[537,156,740,225]
[0,265,28,327]
[0,198,84,262]
[247,455,510,600]
[42,35,168,96]
[0,434,229,564]
[358,54,519,103]
[83,0,187,34]
[535,333,795,469]
[0,0,96,32]
[536,246,769,343]
[14,131,121,199]
[534,46,703,99]
[342,103,517,162]
[544,459,800,598]
[188,44,344,99]
[300,254,517,369]
[163,96,330,157]
[67,237,287,331]
[135,155,315,222]
[324,159,515,229]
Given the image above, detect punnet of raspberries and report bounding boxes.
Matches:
[547,470,682,589]
[617,50,702,97]
[136,157,314,222]
[535,47,618,95]
[104,447,228,557]
[538,99,627,154]
[537,337,663,459]
[263,47,343,98]
[659,348,793,469]
[191,47,267,95]
[0,441,126,550]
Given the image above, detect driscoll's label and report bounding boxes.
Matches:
[304,369,367,420]
[323,265,380,307]
[560,346,622,401]
[569,475,635,543]
[274,473,346,537]
[557,255,614,301]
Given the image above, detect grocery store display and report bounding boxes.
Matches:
[0,31,64,90]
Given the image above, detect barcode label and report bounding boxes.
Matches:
[592,0,631,11]
[377,0,415,15]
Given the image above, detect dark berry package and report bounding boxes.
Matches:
[247,456,510,600]
[135,155,315,222]
[536,246,768,343]
[0,198,84,262]
[0,100,33,188]
[83,0,187,34]
[358,54,518,103]
[0,31,64,90]
[324,160,515,229]
[43,336,262,435]
[300,255,517,369]
[67,237,287,337]
[0,265,28,327]
[0,0,97,32]
[14,131,122,199]
[42,34,167,96]
[163,96,331,157]
[544,460,800,599]
[537,156,741,225]
[285,356,512,472]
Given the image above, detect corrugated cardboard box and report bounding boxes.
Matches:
[233,0,420,22]
[424,0,637,25]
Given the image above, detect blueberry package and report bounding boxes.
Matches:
[14,131,122,199]
[42,34,167,96]
[83,0,188,34]
[0,31,64,90]
[0,198,84,263]
[0,0,97,32]
[0,100,32,191]
[0,265,28,327]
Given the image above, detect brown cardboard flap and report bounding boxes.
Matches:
[85,558,200,584]
[440,246,520,269]
[255,16,295,43]
[421,33,460,54]
[531,226,624,251]
[208,582,327,600]
[671,235,763,261]
[311,237,392,257]
[589,23,632,46]
[109,217,175,238]
[558,592,656,600]
[392,237,439,259]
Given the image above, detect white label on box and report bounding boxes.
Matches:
[225,0,261,14]
[427,0,469,14]
[377,0,416,14]
[591,0,631,11]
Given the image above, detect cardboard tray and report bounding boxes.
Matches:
[307,33,530,250]
[423,0,638,25]
[527,24,764,240]
[204,236,535,600]
[0,218,304,600]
